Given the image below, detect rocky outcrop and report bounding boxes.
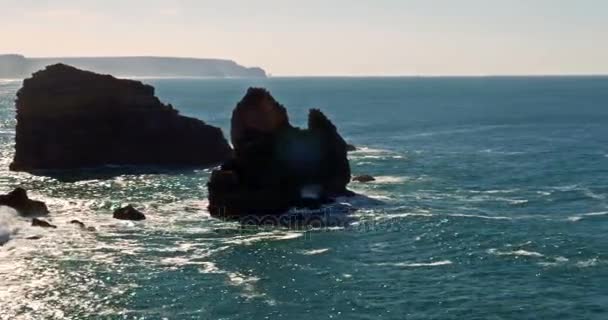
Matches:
[32,218,56,228]
[353,175,376,183]
[0,188,49,216]
[113,205,146,221]
[70,220,96,231]
[208,88,353,218]
[10,64,231,172]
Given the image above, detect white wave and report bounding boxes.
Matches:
[225,231,303,245]
[480,149,526,155]
[470,189,520,194]
[199,261,223,274]
[487,248,544,258]
[371,176,407,184]
[584,190,606,200]
[385,212,434,219]
[378,260,453,268]
[396,125,514,141]
[0,206,20,246]
[449,213,512,220]
[576,258,600,268]
[509,199,529,205]
[551,184,580,192]
[568,211,608,222]
[351,147,391,154]
[301,248,330,255]
[537,256,569,267]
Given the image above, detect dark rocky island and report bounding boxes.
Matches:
[10,64,231,172]
[0,54,266,78]
[208,88,353,219]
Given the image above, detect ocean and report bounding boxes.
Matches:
[1,76,607,319]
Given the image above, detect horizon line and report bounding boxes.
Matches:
[2,74,608,82]
[269,74,608,78]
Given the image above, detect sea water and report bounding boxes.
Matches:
[0,77,607,319]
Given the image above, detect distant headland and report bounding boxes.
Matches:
[0,54,266,78]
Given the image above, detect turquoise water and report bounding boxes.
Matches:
[1,77,608,319]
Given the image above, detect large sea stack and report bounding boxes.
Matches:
[10,64,231,171]
[208,88,352,219]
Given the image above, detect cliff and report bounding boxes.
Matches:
[0,54,266,78]
[208,88,352,219]
[10,64,232,172]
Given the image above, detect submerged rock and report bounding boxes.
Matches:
[0,188,49,216]
[69,220,86,228]
[352,175,376,183]
[70,219,96,231]
[32,218,56,228]
[10,64,231,172]
[113,205,146,221]
[208,88,353,218]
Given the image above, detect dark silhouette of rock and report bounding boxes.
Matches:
[26,235,43,240]
[208,88,353,219]
[346,144,357,152]
[70,219,96,231]
[10,64,232,172]
[0,188,49,216]
[113,205,146,221]
[32,218,56,228]
[70,220,86,228]
[353,175,376,183]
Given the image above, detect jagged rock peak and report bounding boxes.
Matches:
[230,87,290,149]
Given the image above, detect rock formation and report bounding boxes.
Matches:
[10,64,232,172]
[352,175,376,183]
[70,220,96,231]
[32,218,56,228]
[208,88,353,219]
[113,205,146,221]
[0,188,49,216]
[70,220,85,228]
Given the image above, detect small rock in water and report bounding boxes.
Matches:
[26,235,42,240]
[346,144,357,152]
[32,218,57,228]
[352,175,376,183]
[0,188,49,217]
[113,205,146,221]
[70,220,86,228]
[86,226,97,232]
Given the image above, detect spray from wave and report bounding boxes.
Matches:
[0,207,20,246]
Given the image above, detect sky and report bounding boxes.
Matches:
[1,0,607,76]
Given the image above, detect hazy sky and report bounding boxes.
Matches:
[1,0,607,76]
